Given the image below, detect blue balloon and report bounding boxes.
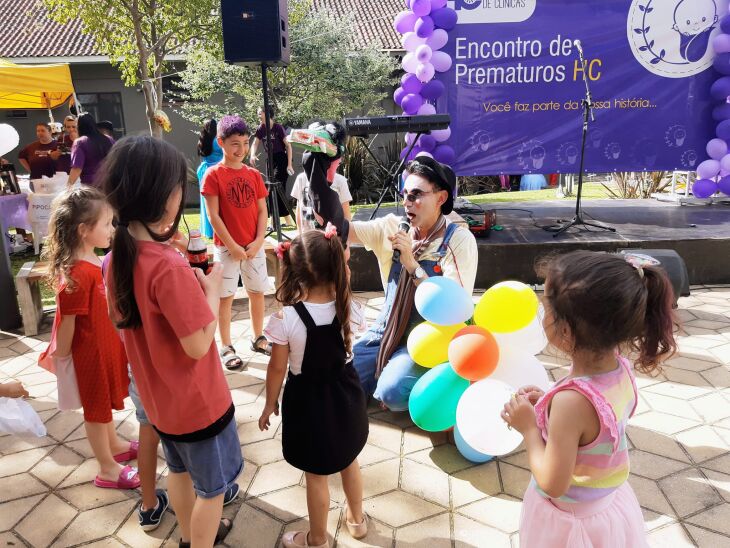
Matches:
[711,77,730,101]
[455,424,493,463]
[714,53,730,76]
[414,276,474,326]
[421,79,445,101]
[713,103,730,122]
[717,119,730,141]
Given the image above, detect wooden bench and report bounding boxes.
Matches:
[15,261,49,336]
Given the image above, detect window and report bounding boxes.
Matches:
[76,93,126,140]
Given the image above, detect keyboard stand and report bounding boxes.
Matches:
[359,132,424,220]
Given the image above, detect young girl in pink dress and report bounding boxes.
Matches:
[502,251,677,547]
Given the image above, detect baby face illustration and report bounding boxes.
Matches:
[673,0,718,36]
[673,0,718,62]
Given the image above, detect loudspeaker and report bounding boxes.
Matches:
[221,0,290,66]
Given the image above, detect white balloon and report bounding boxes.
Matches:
[415,43,433,63]
[456,379,523,456]
[431,50,453,72]
[426,28,449,50]
[431,126,451,142]
[416,62,435,83]
[0,124,20,157]
[402,52,419,73]
[415,151,433,158]
[493,304,547,356]
[402,32,426,52]
[490,349,551,392]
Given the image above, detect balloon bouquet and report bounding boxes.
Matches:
[407,277,551,463]
[393,0,457,165]
[695,8,730,199]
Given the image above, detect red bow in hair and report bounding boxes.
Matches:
[275,241,291,260]
[324,222,338,239]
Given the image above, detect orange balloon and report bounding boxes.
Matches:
[448,326,500,381]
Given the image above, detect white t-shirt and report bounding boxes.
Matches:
[263,300,367,375]
[352,214,479,295]
[290,172,353,203]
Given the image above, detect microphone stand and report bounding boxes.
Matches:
[550,42,615,237]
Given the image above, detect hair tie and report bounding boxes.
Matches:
[623,253,660,279]
[275,241,291,260]
[324,222,338,240]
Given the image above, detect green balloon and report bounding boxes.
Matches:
[408,363,470,432]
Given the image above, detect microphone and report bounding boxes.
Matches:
[392,216,410,263]
[573,39,584,58]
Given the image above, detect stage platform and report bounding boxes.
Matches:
[348,199,730,291]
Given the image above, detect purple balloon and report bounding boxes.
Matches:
[426,28,449,50]
[431,7,458,30]
[711,77,730,101]
[416,62,435,83]
[419,134,437,151]
[402,73,422,94]
[713,103,730,121]
[401,93,424,115]
[714,53,730,76]
[697,159,721,179]
[417,102,437,115]
[717,119,730,141]
[421,79,445,100]
[692,178,718,199]
[415,16,435,38]
[707,138,728,160]
[431,0,447,8]
[416,44,433,63]
[714,34,730,54]
[721,153,730,173]
[433,144,456,164]
[394,11,418,34]
[411,0,431,17]
[394,86,407,105]
[431,127,451,142]
[431,51,453,72]
[719,175,730,196]
[405,132,417,146]
[722,14,730,34]
[408,145,424,161]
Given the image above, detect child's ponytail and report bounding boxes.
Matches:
[109,222,140,328]
[328,233,352,356]
[634,265,677,374]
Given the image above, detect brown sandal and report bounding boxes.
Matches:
[250,335,272,356]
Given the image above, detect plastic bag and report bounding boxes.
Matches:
[0,397,47,437]
[55,355,82,411]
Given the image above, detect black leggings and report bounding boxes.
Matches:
[267,151,291,219]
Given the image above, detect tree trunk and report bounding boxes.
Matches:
[141,80,162,139]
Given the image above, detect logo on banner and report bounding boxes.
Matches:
[450,0,536,24]
[627,0,727,78]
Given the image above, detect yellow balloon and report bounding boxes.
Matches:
[474,281,539,333]
[407,321,467,368]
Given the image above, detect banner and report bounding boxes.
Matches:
[442,0,726,175]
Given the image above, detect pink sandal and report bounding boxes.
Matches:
[94,465,141,489]
[113,440,139,463]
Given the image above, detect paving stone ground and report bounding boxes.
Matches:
[1,287,730,547]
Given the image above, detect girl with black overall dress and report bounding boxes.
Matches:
[259,226,369,548]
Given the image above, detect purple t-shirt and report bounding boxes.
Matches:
[255,123,287,155]
[71,135,114,186]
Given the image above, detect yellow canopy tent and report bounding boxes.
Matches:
[0,59,76,119]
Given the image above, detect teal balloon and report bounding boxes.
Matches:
[414,276,474,326]
[408,363,469,432]
[455,424,492,463]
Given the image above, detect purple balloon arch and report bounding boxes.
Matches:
[393,0,456,169]
[695,9,730,198]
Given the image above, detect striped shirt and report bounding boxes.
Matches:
[534,354,638,503]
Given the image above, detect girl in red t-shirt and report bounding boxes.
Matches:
[39,187,139,490]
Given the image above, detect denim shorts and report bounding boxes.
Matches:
[160,416,243,499]
[127,367,149,426]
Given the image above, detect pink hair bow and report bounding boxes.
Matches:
[275,241,291,260]
[324,222,338,240]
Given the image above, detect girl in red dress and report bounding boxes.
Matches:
[40,187,139,490]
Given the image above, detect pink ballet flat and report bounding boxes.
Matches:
[113,440,139,463]
[345,506,368,539]
[281,531,329,548]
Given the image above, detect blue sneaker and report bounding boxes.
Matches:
[138,489,169,531]
[223,483,240,506]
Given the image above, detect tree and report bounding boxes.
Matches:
[44,0,218,138]
[177,0,398,128]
